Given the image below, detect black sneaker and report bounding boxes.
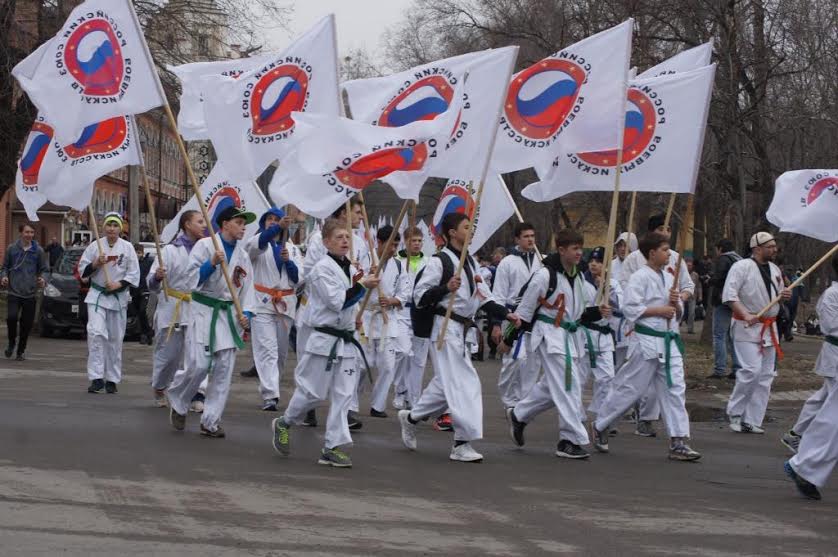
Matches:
[590,421,609,453]
[200,424,226,438]
[506,407,526,447]
[87,379,105,393]
[4,344,13,358]
[370,408,388,418]
[784,461,821,500]
[15,353,25,361]
[105,381,117,394]
[348,411,363,430]
[556,439,590,459]
[240,365,258,378]
[303,408,318,427]
[169,406,186,431]
[262,398,278,412]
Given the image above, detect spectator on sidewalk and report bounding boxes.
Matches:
[709,239,742,379]
[46,237,64,271]
[131,243,154,345]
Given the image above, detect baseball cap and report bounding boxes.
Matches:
[589,246,605,262]
[749,232,775,248]
[215,206,257,228]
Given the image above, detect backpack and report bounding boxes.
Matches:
[410,252,456,338]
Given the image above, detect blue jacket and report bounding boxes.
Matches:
[1,240,47,298]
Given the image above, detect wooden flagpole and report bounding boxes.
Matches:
[498,174,543,261]
[755,243,838,319]
[139,166,168,299]
[663,192,677,229]
[357,192,387,324]
[87,203,112,284]
[626,191,637,252]
[357,200,411,316]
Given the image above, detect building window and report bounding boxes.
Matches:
[197,35,209,56]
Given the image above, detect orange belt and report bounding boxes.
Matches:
[537,293,566,327]
[255,284,295,315]
[735,314,783,360]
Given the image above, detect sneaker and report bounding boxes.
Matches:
[784,461,821,500]
[303,408,318,427]
[189,399,205,413]
[729,415,743,433]
[153,389,167,408]
[392,392,408,410]
[200,424,226,438]
[318,447,352,468]
[742,422,764,434]
[634,420,657,437]
[15,353,25,361]
[398,409,417,450]
[169,406,186,431]
[609,428,619,437]
[370,408,388,418]
[434,413,454,432]
[669,439,701,461]
[262,398,278,412]
[87,379,105,393]
[449,442,483,463]
[105,381,117,394]
[781,430,801,454]
[556,439,590,459]
[590,421,609,453]
[271,417,290,456]
[506,408,526,447]
[725,370,738,380]
[4,344,13,358]
[347,411,363,430]
[240,365,258,378]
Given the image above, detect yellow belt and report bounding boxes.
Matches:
[165,286,192,340]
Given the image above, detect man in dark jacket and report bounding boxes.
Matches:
[1,223,47,360]
[131,243,154,345]
[709,239,742,378]
[45,237,64,271]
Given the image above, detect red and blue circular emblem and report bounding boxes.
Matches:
[64,117,128,159]
[334,146,428,191]
[377,76,455,127]
[505,59,585,140]
[207,186,243,233]
[250,65,309,136]
[20,122,54,186]
[64,19,125,96]
[578,88,657,166]
[806,177,838,206]
[432,182,475,246]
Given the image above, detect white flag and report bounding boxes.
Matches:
[430,179,476,248]
[767,170,838,243]
[522,65,717,201]
[16,114,143,219]
[344,47,518,187]
[637,41,713,79]
[12,0,165,144]
[200,15,340,183]
[471,176,516,253]
[168,52,275,141]
[270,90,464,219]
[161,162,270,243]
[491,20,633,174]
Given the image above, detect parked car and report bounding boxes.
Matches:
[39,245,142,339]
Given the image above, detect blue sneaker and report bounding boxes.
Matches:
[784,461,821,500]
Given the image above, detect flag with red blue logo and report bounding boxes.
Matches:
[637,41,713,79]
[199,15,340,183]
[12,0,165,144]
[16,114,143,220]
[521,64,716,201]
[768,170,838,243]
[491,20,633,175]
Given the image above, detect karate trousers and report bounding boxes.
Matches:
[789,378,838,487]
[403,337,431,406]
[251,313,293,402]
[86,304,127,384]
[368,336,409,412]
[727,342,776,427]
[151,325,187,391]
[498,333,539,408]
[577,350,615,421]
[793,380,832,435]
[168,345,237,432]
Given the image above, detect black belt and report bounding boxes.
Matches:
[583,322,613,336]
[314,326,372,383]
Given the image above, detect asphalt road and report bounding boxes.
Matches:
[0,334,836,556]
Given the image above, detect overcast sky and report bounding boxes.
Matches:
[266,0,413,57]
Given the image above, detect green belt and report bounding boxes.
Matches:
[314,326,373,383]
[633,323,685,388]
[192,291,244,371]
[826,335,838,347]
[535,314,595,391]
[90,281,128,312]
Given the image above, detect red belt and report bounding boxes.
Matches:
[734,314,783,360]
[255,284,295,315]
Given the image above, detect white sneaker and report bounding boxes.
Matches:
[744,423,765,434]
[190,399,205,413]
[449,442,483,463]
[392,394,406,410]
[153,389,167,408]
[398,409,417,450]
[729,415,743,433]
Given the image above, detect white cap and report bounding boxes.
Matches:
[749,232,775,248]
[615,232,638,252]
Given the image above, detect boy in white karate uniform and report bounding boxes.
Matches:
[611,232,636,370]
[147,210,204,407]
[398,213,520,463]
[591,232,701,461]
[723,232,790,434]
[394,226,428,409]
[784,254,838,500]
[246,207,303,411]
[167,206,255,438]
[363,225,410,417]
[271,219,380,468]
[78,212,140,394]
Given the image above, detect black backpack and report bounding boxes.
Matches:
[410,252,456,338]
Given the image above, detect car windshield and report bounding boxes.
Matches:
[56,249,84,275]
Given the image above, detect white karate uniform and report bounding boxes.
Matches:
[363,257,410,412]
[79,238,140,384]
[148,241,194,391]
[283,255,365,449]
[619,249,694,421]
[512,266,593,446]
[723,257,784,427]
[245,234,303,403]
[493,250,542,408]
[610,256,631,369]
[577,279,621,420]
[790,282,838,487]
[167,236,254,432]
[595,265,691,439]
[412,247,500,442]
[396,253,429,406]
